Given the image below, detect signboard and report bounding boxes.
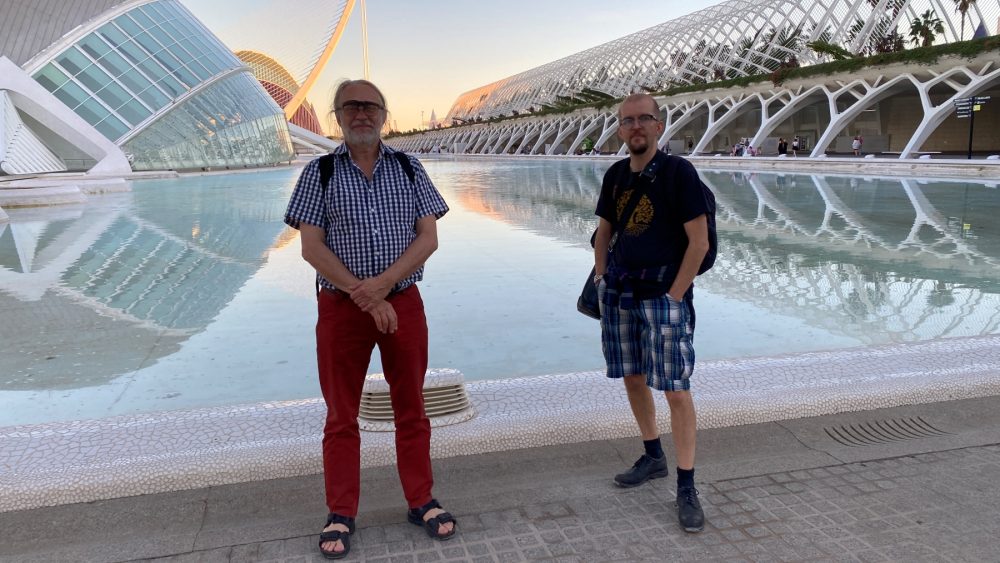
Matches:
[953,95,990,159]
[953,96,988,118]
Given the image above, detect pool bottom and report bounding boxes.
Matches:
[3,334,1000,513]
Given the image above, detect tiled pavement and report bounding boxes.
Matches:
[146,447,1000,562]
[4,395,1000,563]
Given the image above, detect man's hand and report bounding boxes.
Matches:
[350,276,393,312]
[368,300,398,334]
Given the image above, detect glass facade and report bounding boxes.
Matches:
[31,0,292,170]
[123,73,294,170]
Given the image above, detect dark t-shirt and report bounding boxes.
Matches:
[595,152,709,300]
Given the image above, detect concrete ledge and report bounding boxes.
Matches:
[2,335,999,512]
[0,185,86,207]
[0,177,131,207]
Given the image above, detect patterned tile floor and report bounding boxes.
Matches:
[142,444,1000,562]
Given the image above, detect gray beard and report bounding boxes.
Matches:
[343,128,380,147]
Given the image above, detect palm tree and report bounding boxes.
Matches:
[909,10,945,47]
[760,24,805,72]
[954,0,978,41]
[807,40,855,61]
[848,1,907,56]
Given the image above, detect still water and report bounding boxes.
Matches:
[1,159,997,425]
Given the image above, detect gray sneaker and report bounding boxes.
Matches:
[614,454,668,488]
[676,486,705,532]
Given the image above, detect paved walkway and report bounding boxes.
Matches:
[3,395,999,562]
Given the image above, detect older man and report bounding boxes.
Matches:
[284,79,455,559]
[593,93,710,532]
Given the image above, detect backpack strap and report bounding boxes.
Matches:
[612,151,671,242]
[392,150,417,184]
[317,149,417,194]
[590,154,664,249]
[318,152,337,192]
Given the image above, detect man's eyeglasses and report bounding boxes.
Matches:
[337,100,385,116]
[619,114,659,128]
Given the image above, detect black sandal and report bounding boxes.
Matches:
[407,498,457,541]
[318,513,356,560]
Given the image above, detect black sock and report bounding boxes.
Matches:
[677,467,695,489]
[643,438,664,459]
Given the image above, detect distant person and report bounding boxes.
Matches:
[778,138,787,156]
[852,134,863,156]
[687,139,694,153]
[284,79,455,560]
[792,136,800,157]
[592,93,710,533]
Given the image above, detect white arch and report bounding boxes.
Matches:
[0,57,130,177]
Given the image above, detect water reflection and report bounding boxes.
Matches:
[0,175,291,390]
[448,162,1000,344]
[442,160,605,247]
[1,162,997,402]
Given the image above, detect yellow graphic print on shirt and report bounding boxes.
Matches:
[616,188,654,236]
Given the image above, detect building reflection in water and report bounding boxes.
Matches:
[0,175,292,391]
[448,162,1000,345]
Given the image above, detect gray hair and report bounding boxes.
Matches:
[331,79,389,114]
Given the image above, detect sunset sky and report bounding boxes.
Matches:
[182,0,721,133]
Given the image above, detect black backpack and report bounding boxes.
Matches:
[690,163,718,275]
[635,153,718,275]
[316,150,416,191]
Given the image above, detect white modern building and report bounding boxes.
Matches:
[0,0,294,175]
[392,0,1000,158]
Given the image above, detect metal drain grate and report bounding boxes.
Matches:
[824,416,951,447]
[359,368,475,431]
[360,384,470,421]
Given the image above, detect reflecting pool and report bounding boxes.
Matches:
[1,159,997,425]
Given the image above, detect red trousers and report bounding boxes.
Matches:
[316,285,433,516]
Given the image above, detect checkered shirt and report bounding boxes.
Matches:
[284,144,449,292]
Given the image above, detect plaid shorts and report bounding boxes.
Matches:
[598,280,695,391]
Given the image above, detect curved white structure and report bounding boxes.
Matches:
[392,0,1000,159]
[1,0,293,173]
[393,54,1000,159]
[182,0,358,127]
[1,57,130,176]
[447,0,1000,121]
